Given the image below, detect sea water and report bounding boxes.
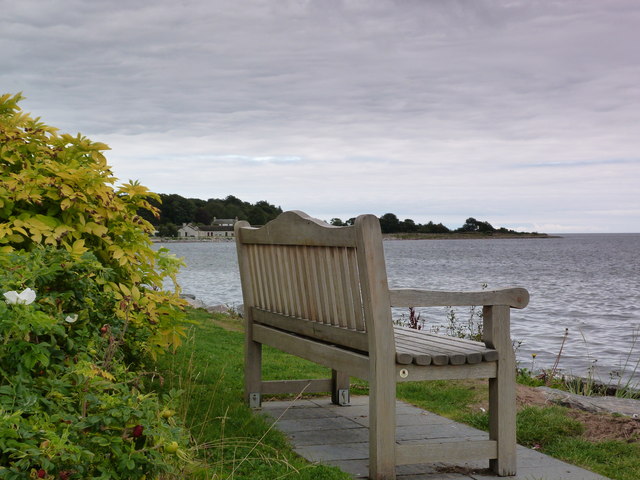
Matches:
[156,234,640,384]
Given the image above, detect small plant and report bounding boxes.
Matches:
[396,284,490,341]
[524,324,640,399]
[441,282,486,341]
[441,303,483,341]
[547,327,570,386]
[427,284,486,342]
[394,306,425,330]
[565,359,599,397]
[610,325,640,398]
[406,307,424,330]
[516,368,545,387]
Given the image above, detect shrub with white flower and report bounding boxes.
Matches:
[3,287,36,305]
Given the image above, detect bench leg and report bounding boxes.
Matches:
[245,340,262,408]
[486,306,517,476]
[331,370,350,406]
[489,373,517,475]
[369,374,396,479]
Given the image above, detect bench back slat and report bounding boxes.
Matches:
[347,248,367,331]
[245,244,368,331]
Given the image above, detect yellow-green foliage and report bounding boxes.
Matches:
[0,92,186,358]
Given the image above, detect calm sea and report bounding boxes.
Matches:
[155,234,640,384]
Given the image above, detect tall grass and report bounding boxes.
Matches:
[153,309,349,480]
[610,324,640,398]
[526,325,640,399]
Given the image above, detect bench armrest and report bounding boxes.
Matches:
[389,287,529,309]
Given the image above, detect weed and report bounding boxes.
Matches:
[547,327,569,385]
[512,317,639,400]
[396,284,486,340]
[394,306,425,330]
[438,303,483,341]
[609,325,640,398]
[407,307,424,330]
[421,285,486,341]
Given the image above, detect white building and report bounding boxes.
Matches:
[177,217,238,238]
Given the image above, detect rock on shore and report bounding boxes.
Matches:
[180,294,243,315]
[537,386,640,418]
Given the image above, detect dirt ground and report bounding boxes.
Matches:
[516,384,640,443]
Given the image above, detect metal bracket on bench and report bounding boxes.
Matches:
[249,392,261,409]
[338,389,350,406]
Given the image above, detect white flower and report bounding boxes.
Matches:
[3,288,37,305]
[65,314,78,323]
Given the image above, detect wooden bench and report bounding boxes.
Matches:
[234,211,529,479]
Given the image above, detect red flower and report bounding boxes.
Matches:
[132,424,144,438]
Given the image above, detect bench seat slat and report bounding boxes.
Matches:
[395,335,481,364]
[395,327,498,363]
[395,326,488,350]
[395,338,465,365]
[395,337,469,365]
[395,351,414,365]
[393,344,433,366]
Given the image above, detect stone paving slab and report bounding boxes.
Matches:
[261,396,612,480]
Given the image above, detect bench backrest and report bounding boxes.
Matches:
[235,211,394,353]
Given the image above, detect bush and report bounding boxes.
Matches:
[0,248,189,479]
[0,94,191,478]
[0,92,186,360]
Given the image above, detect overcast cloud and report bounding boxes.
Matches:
[2,0,639,232]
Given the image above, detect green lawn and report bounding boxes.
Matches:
[153,309,640,480]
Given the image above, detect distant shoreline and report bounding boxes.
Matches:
[151,233,558,243]
[382,232,558,240]
[151,237,234,243]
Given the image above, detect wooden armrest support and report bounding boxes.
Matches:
[389,287,529,309]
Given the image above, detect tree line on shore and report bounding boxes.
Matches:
[139,194,284,236]
[142,193,530,236]
[330,213,525,235]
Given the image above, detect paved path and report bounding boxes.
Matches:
[261,396,611,480]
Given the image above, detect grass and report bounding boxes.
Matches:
[153,308,349,480]
[152,308,640,480]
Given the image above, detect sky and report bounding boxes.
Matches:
[2,0,639,233]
